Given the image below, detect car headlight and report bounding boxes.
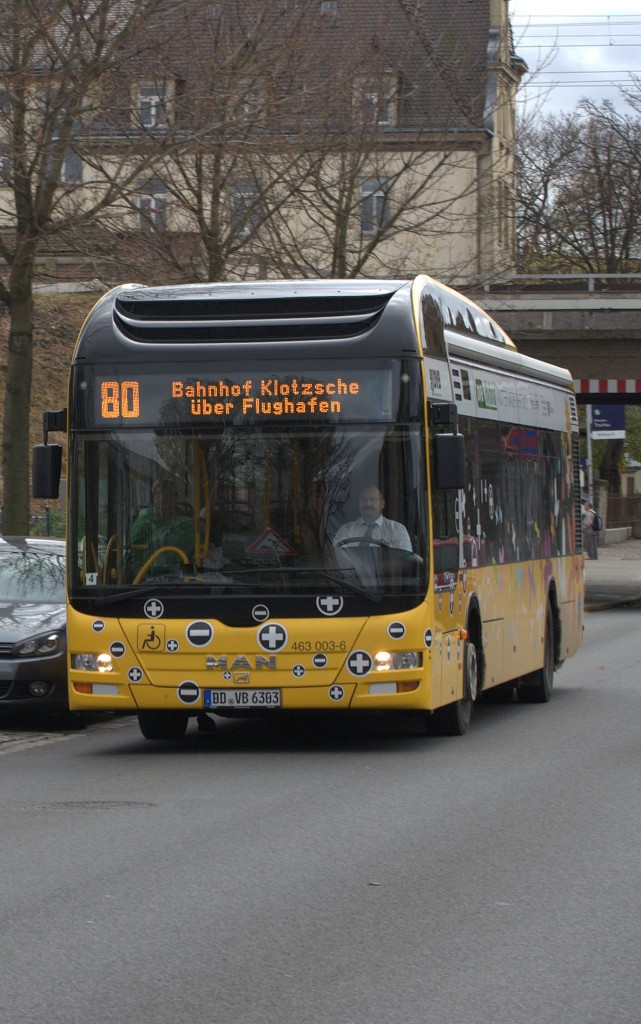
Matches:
[15,630,65,657]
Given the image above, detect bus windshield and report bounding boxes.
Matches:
[70,422,427,609]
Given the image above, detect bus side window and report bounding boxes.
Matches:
[433,538,459,573]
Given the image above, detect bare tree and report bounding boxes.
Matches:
[86,1,320,285]
[1,0,524,530]
[95,0,523,286]
[516,99,641,496]
[274,0,524,284]
[0,0,188,532]
[261,20,490,281]
[516,101,641,274]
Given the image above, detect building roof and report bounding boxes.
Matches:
[165,0,515,136]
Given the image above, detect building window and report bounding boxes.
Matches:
[0,146,11,183]
[138,85,167,129]
[49,120,83,186]
[0,95,11,181]
[498,180,510,247]
[360,178,391,236]
[230,181,260,237]
[361,85,392,126]
[235,79,262,121]
[137,179,167,230]
[62,146,83,184]
[358,75,398,127]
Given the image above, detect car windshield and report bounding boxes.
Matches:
[0,549,66,602]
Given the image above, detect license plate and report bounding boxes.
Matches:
[203,688,281,709]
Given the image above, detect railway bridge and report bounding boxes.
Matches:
[469,275,641,405]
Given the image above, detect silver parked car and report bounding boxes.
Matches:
[0,537,71,717]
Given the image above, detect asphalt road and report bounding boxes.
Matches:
[2,609,641,1024]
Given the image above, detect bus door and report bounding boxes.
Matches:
[432,500,465,708]
[430,424,466,709]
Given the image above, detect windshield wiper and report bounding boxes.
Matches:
[93,574,247,607]
[224,564,383,601]
[316,569,382,602]
[93,580,190,607]
[91,565,384,607]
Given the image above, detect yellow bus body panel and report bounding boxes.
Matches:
[67,551,582,715]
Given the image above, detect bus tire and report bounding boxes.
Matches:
[517,601,554,704]
[427,639,477,736]
[138,710,189,740]
[427,694,471,737]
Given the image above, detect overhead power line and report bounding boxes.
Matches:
[518,38,641,46]
[513,12,641,97]
[511,15,641,23]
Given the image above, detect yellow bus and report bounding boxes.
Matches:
[33,275,584,740]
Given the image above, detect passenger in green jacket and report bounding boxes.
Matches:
[130,479,194,578]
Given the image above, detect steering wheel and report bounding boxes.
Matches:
[133,546,190,584]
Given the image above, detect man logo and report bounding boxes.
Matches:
[206,655,276,671]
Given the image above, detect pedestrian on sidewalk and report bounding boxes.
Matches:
[582,499,599,560]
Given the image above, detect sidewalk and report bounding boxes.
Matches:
[583,535,641,611]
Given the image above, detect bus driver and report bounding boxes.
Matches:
[333,485,412,551]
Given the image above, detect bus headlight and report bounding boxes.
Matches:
[375,651,422,671]
[71,653,113,672]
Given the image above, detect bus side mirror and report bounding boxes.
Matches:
[433,433,465,490]
[33,444,63,499]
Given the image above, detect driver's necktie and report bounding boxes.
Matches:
[364,523,375,542]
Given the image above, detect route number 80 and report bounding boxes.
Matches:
[101,381,140,419]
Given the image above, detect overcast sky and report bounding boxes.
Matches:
[509,3,641,116]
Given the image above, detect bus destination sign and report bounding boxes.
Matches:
[171,375,360,418]
[92,368,395,426]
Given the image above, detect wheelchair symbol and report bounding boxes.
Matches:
[138,623,165,651]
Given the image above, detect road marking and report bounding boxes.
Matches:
[0,731,83,756]
[0,716,134,756]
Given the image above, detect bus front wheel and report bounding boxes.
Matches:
[138,710,189,741]
[427,639,478,736]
